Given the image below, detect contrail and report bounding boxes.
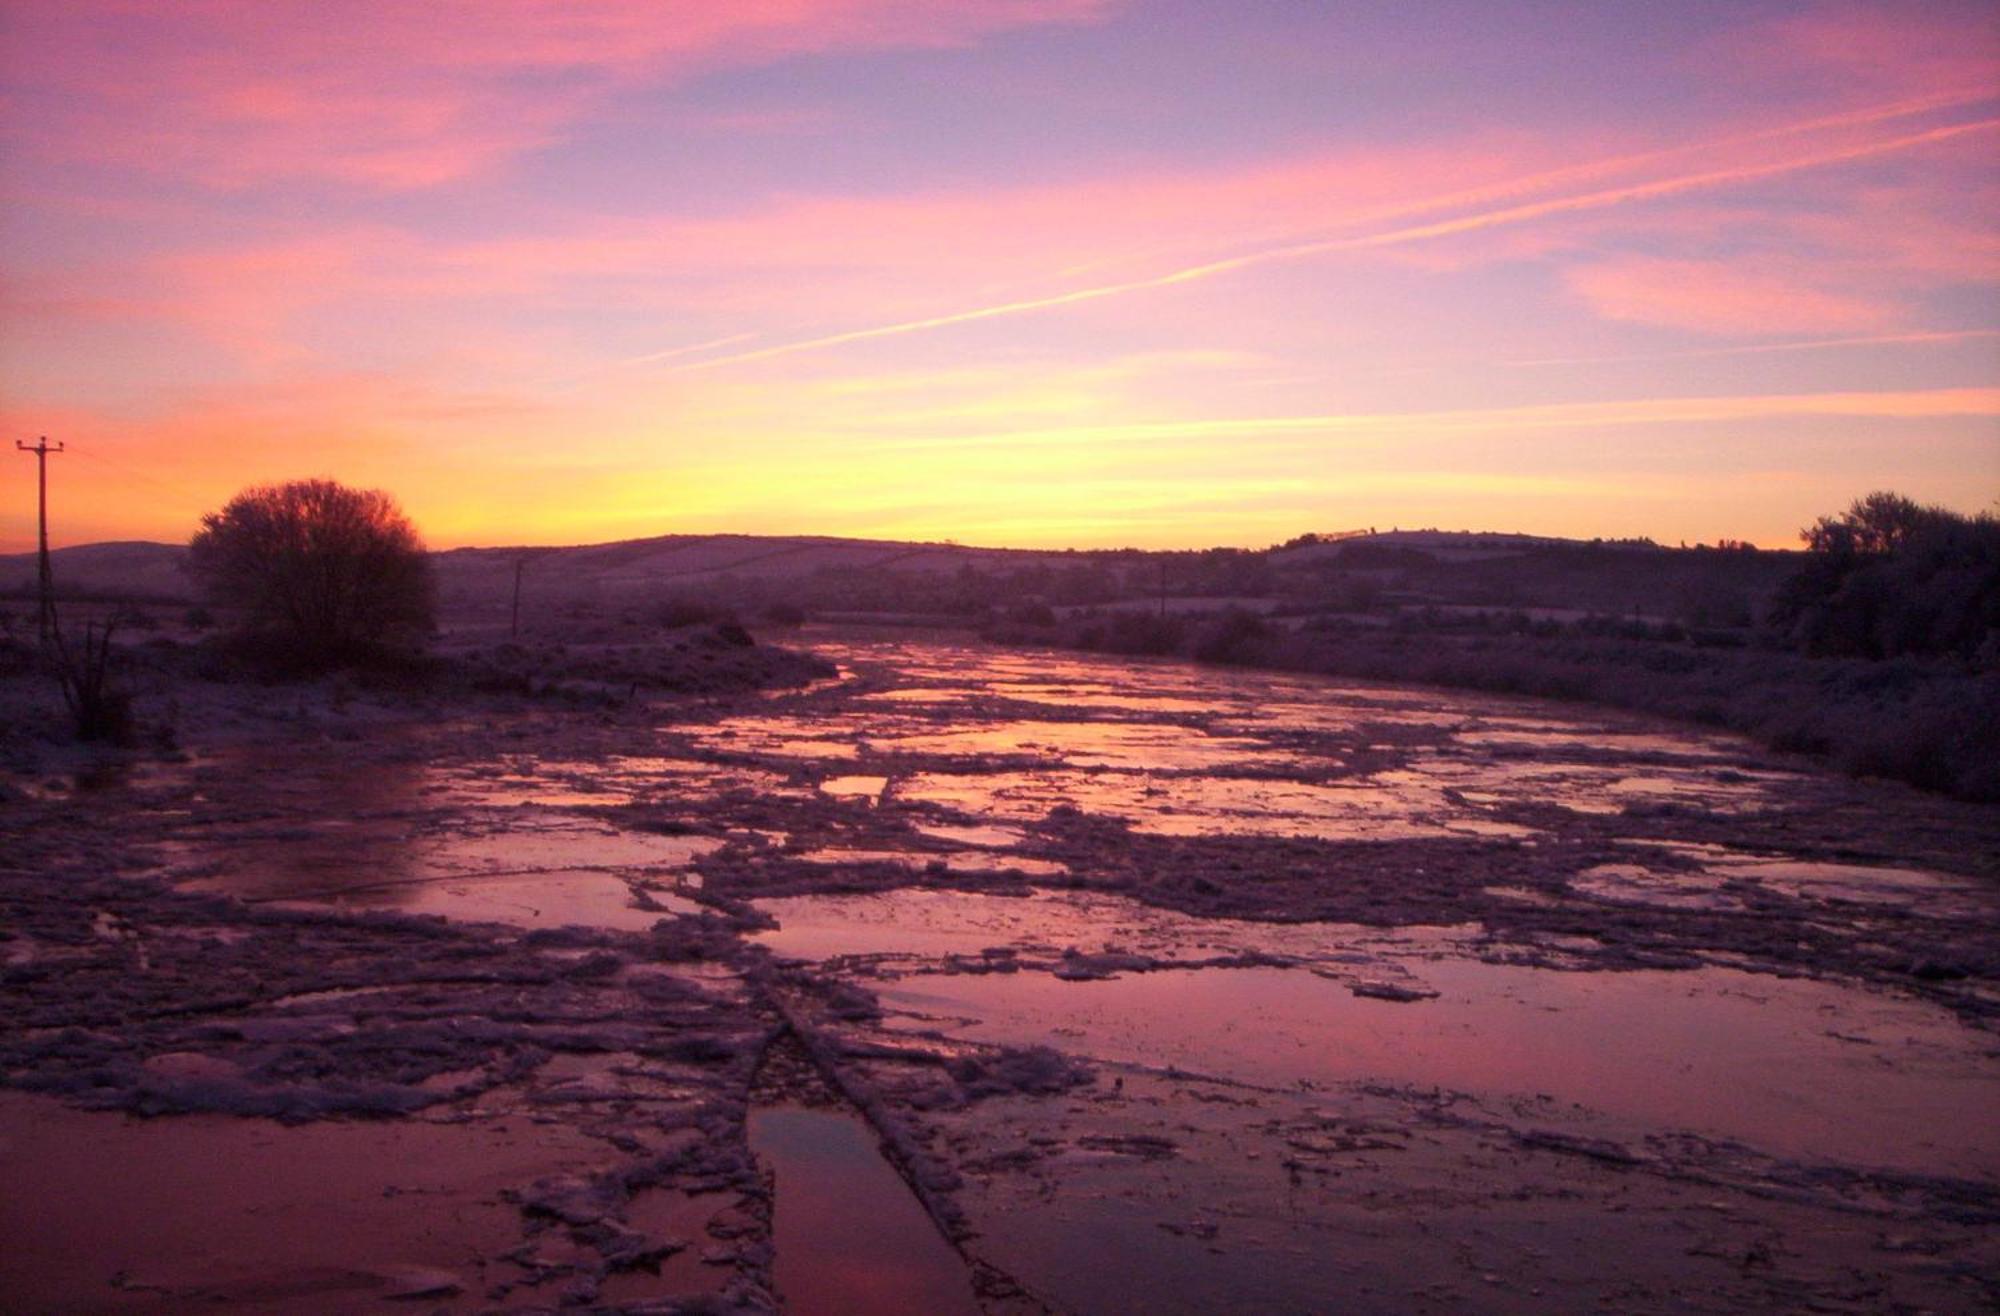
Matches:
[1017,89,1995,295]
[1140,86,1998,275]
[669,106,1995,374]
[1322,120,1997,256]
[1066,119,1997,292]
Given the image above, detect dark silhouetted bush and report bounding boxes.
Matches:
[1005,601,1058,628]
[1101,613,1187,656]
[655,596,738,629]
[188,479,434,667]
[1771,492,1998,665]
[1193,607,1271,664]
[49,619,133,743]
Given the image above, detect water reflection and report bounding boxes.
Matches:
[681,638,1792,845]
[878,964,2000,1177]
[751,1105,980,1316]
[171,749,718,930]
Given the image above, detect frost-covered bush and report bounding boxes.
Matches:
[188,478,434,666]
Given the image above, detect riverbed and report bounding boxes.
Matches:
[3,632,1996,1313]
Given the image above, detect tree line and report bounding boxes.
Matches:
[1770,491,1999,666]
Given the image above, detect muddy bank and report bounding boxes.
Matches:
[3,630,1997,1313]
[984,613,2000,803]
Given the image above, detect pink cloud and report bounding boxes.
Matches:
[14,80,1990,378]
[1754,4,2000,99]
[35,133,1555,346]
[1700,2,2000,111]
[433,134,1556,300]
[1,0,1117,190]
[632,107,1994,366]
[1565,257,1899,336]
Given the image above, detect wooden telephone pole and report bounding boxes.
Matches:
[511,555,527,639]
[14,437,63,643]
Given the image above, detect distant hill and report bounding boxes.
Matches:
[1,533,1124,612]
[0,541,192,601]
[430,533,1135,620]
[2,528,1794,625]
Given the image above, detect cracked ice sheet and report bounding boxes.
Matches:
[913,1070,2000,1316]
[750,886,1476,969]
[160,801,721,931]
[11,630,2000,1315]
[0,1089,612,1314]
[894,769,1538,841]
[872,961,2000,1178]
[0,863,773,1307]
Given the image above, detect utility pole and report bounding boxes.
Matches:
[510,555,527,639]
[14,437,63,644]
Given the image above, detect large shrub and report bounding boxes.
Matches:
[1772,492,1999,665]
[188,479,435,663]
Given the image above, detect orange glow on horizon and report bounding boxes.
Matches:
[2,2,1995,557]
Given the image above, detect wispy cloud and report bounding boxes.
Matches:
[870,387,2000,452]
[1505,329,2000,369]
[668,103,1998,372]
[1564,257,1898,336]
[4,0,1118,189]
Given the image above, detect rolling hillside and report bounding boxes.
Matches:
[2,529,1796,626]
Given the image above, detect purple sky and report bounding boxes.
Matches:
[2,0,1996,549]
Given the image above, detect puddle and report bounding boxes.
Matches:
[750,1105,980,1316]
[820,775,889,802]
[0,1090,607,1314]
[495,757,799,798]
[869,720,1306,772]
[857,687,981,704]
[1717,860,1993,912]
[792,848,1069,878]
[878,963,2000,1177]
[1384,754,1787,818]
[912,822,1029,848]
[698,715,865,760]
[180,819,719,888]
[754,888,1099,960]
[172,807,722,931]
[899,770,1538,841]
[272,871,703,931]
[1571,864,1745,911]
[988,683,1217,714]
[1570,859,1996,919]
[1454,725,1745,757]
[751,888,1472,965]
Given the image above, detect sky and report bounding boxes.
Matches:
[1,0,1997,553]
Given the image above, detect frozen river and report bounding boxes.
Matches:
[8,633,1998,1313]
